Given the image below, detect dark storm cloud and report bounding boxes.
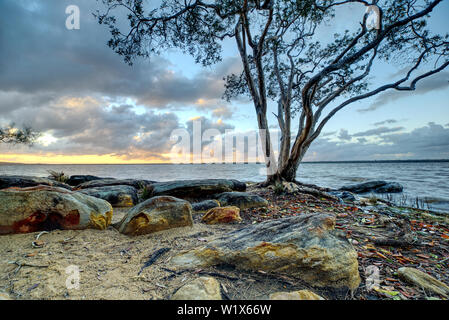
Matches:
[358,72,449,112]
[305,123,449,161]
[0,0,237,110]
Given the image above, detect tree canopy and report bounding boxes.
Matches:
[96,0,449,183]
[0,124,40,145]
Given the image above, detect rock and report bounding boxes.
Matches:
[117,196,193,236]
[282,182,301,194]
[201,206,242,224]
[215,192,268,210]
[269,290,324,300]
[66,175,112,186]
[77,178,154,190]
[398,267,449,297]
[328,191,357,202]
[171,277,222,300]
[78,185,138,207]
[191,200,220,213]
[0,186,113,235]
[340,181,403,194]
[0,175,72,190]
[147,179,246,199]
[0,292,12,300]
[172,213,360,290]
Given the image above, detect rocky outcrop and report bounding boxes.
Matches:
[215,192,268,210]
[0,186,113,234]
[146,179,246,199]
[0,175,72,190]
[66,175,111,187]
[269,290,324,300]
[328,191,357,202]
[77,178,154,190]
[171,277,222,300]
[201,206,242,224]
[191,200,220,213]
[340,181,403,194]
[398,267,449,297]
[78,185,138,207]
[116,196,193,236]
[172,213,360,290]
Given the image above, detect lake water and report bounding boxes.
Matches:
[1,161,448,213]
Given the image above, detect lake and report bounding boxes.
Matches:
[1,161,448,212]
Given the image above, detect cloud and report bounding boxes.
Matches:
[373,119,398,126]
[352,126,404,137]
[304,123,449,161]
[338,129,352,141]
[0,0,238,111]
[358,72,449,112]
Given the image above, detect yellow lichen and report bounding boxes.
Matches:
[89,210,112,230]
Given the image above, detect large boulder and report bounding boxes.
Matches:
[201,206,242,224]
[171,213,360,290]
[0,175,72,190]
[191,200,220,213]
[146,179,246,199]
[0,186,113,234]
[77,185,138,207]
[77,178,154,190]
[215,192,268,210]
[171,277,222,300]
[116,196,193,236]
[66,175,112,187]
[340,181,403,194]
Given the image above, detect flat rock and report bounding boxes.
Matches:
[66,175,113,186]
[191,200,220,213]
[171,213,360,289]
[78,185,138,207]
[0,186,113,234]
[269,290,324,300]
[0,175,72,190]
[117,196,193,236]
[215,192,268,209]
[147,179,246,199]
[171,277,222,300]
[398,267,449,297]
[77,178,154,190]
[340,181,403,194]
[201,206,242,224]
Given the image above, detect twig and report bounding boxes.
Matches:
[138,247,171,275]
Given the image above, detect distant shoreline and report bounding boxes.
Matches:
[1,159,449,165]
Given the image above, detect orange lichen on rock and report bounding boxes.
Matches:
[201,206,242,224]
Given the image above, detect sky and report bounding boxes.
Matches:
[0,0,448,164]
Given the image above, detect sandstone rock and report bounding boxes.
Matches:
[172,213,360,290]
[340,181,403,194]
[398,267,449,297]
[117,196,193,236]
[0,186,113,234]
[171,277,222,300]
[0,292,12,300]
[201,206,242,224]
[191,200,220,213]
[269,290,324,300]
[78,185,138,207]
[66,175,112,186]
[147,179,246,199]
[77,178,154,190]
[215,192,268,210]
[0,175,72,190]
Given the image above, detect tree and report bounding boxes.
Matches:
[95,0,449,184]
[0,124,40,145]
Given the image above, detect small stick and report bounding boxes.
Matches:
[138,247,171,275]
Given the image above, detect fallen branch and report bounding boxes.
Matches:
[138,247,171,275]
